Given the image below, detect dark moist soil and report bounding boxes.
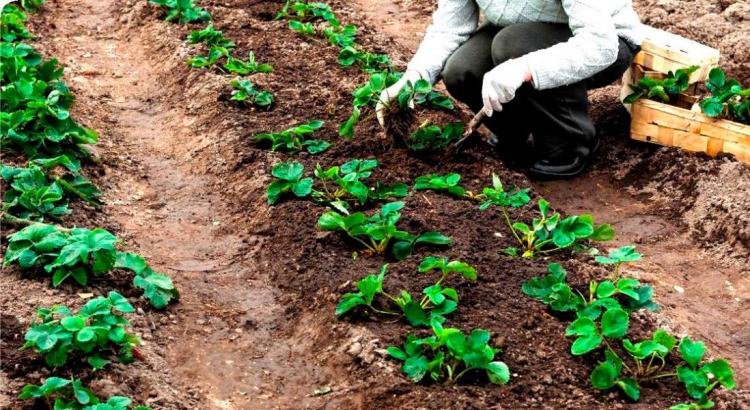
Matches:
[2,0,749,409]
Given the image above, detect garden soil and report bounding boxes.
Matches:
[1,0,749,409]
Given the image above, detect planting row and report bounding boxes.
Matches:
[262,1,736,408]
[1,2,177,407]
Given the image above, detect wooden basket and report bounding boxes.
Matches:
[633,26,720,84]
[630,99,750,165]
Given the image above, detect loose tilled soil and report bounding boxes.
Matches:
[1,0,749,409]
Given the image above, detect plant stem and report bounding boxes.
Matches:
[452,367,472,384]
[369,306,399,316]
[501,209,523,246]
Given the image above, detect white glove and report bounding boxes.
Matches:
[481,59,530,116]
[376,70,426,127]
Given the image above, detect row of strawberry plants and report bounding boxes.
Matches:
[276,0,457,148]
[1,3,175,408]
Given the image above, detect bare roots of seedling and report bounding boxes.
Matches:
[385,105,416,147]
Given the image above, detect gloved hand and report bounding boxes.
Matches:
[481,58,531,116]
[376,69,427,127]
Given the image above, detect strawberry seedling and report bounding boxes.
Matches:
[387,322,510,385]
[187,24,235,49]
[230,79,273,108]
[478,173,531,210]
[406,122,463,151]
[254,120,329,154]
[187,46,229,68]
[2,159,102,221]
[335,264,458,326]
[288,20,316,36]
[318,201,451,260]
[277,1,336,23]
[595,245,643,280]
[312,158,407,211]
[624,66,698,104]
[337,46,390,72]
[266,161,313,205]
[414,173,470,199]
[20,377,151,409]
[1,4,33,43]
[3,223,179,308]
[700,67,750,124]
[224,51,273,75]
[21,291,140,370]
[503,198,614,258]
[322,24,358,48]
[149,0,210,25]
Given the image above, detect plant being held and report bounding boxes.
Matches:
[254,120,329,154]
[21,291,140,370]
[624,66,698,103]
[19,377,151,409]
[699,67,750,125]
[318,201,451,260]
[265,161,313,205]
[149,0,210,25]
[387,321,510,385]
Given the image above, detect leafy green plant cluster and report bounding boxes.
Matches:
[339,70,454,139]
[266,159,408,213]
[336,258,475,326]
[523,254,735,407]
[1,4,33,42]
[406,122,463,151]
[3,223,179,308]
[387,321,510,385]
[699,67,749,125]
[254,120,329,154]
[22,291,139,370]
[20,376,151,409]
[230,79,273,108]
[501,198,614,258]
[1,41,98,159]
[319,201,451,260]
[2,156,102,221]
[149,0,209,24]
[624,66,698,103]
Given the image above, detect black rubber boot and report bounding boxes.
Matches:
[528,139,600,179]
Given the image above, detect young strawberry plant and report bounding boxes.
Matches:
[224,51,273,75]
[335,263,459,327]
[1,43,98,159]
[230,79,273,108]
[254,120,329,154]
[337,47,390,72]
[187,46,229,68]
[406,122,463,151]
[318,201,451,260]
[699,67,750,125]
[277,1,336,23]
[21,291,140,370]
[414,173,471,199]
[502,198,614,258]
[3,223,179,308]
[20,377,151,409]
[1,4,33,43]
[288,20,316,36]
[595,245,643,281]
[265,161,313,205]
[149,0,210,25]
[312,159,407,211]
[477,173,531,210]
[624,66,698,104]
[187,24,234,48]
[2,159,102,221]
[387,322,510,385]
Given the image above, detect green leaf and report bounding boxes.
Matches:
[571,334,603,355]
[486,361,510,385]
[601,308,629,338]
[680,337,706,369]
[616,378,641,401]
[402,355,429,382]
[61,316,86,332]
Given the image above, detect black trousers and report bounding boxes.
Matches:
[441,22,639,158]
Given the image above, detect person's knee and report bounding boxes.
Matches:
[491,23,571,65]
[441,57,481,99]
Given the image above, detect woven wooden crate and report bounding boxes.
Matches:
[633,26,720,84]
[630,99,750,165]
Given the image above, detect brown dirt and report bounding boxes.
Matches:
[2,0,749,409]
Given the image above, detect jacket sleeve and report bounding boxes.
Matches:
[406,0,479,84]
[522,0,620,90]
